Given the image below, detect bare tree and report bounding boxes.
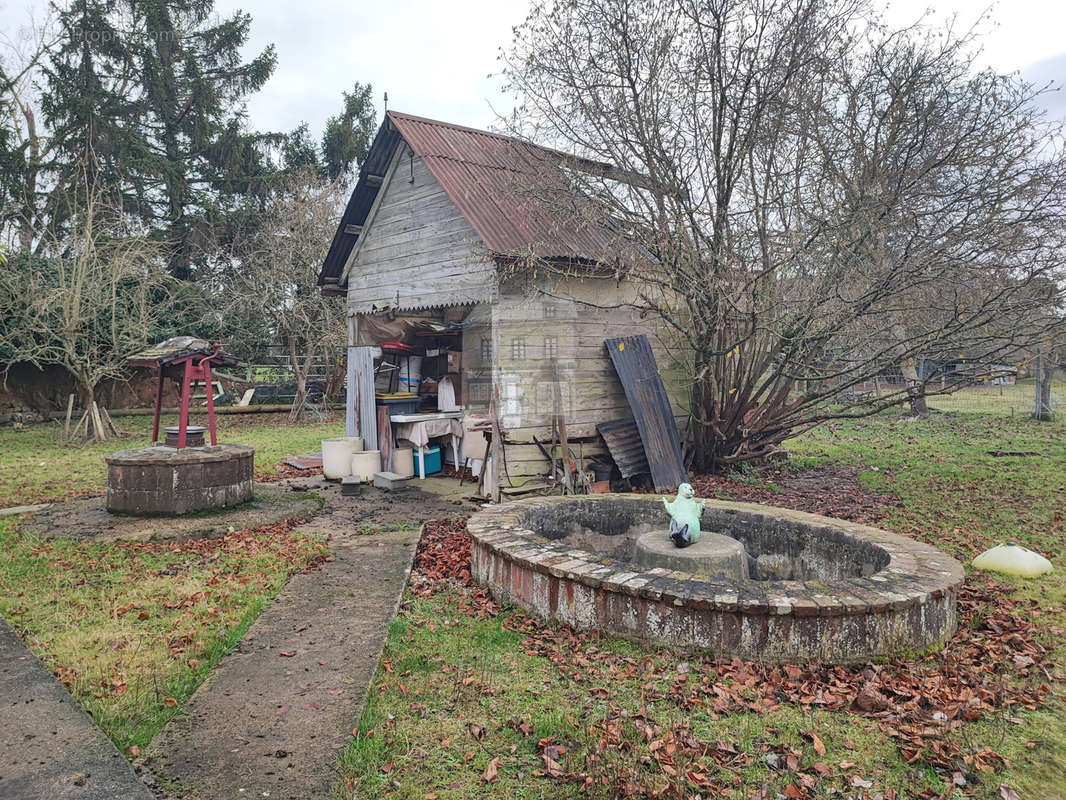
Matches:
[0,10,63,252]
[218,168,347,421]
[502,0,1066,468]
[0,171,170,439]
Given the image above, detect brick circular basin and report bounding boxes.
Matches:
[106,444,254,516]
[468,495,964,663]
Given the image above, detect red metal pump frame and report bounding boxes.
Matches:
[151,344,221,449]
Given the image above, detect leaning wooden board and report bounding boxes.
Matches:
[604,335,687,491]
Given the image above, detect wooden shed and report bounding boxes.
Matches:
[318,111,689,497]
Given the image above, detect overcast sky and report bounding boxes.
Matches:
[4,0,1066,137]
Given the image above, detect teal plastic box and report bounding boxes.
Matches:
[418,445,442,477]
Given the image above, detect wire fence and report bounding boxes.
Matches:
[921,379,1062,418]
[846,375,1064,418]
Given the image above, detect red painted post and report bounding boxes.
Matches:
[177,358,193,449]
[152,369,165,443]
[202,358,217,445]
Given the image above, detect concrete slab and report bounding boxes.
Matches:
[0,618,152,800]
[373,471,410,491]
[0,503,52,518]
[144,517,421,798]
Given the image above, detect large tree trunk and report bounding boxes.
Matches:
[1036,349,1054,420]
[287,341,313,423]
[900,362,929,416]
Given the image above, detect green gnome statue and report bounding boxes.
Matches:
[663,482,705,548]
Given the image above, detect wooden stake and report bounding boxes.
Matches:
[551,367,573,494]
[90,401,105,441]
[489,391,504,503]
[101,406,119,437]
[73,408,89,441]
[63,394,75,440]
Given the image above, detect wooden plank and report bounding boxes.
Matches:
[377,404,393,472]
[604,335,687,491]
[345,346,358,438]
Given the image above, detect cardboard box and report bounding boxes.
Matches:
[446,349,462,372]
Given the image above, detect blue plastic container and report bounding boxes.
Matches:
[418,445,442,477]
[377,396,421,415]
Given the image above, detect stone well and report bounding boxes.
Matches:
[106,444,254,516]
[468,495,965,664]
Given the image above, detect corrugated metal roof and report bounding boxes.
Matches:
[318,111,646,289]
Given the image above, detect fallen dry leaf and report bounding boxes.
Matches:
[803,730,827,756]
[482,756,501,783]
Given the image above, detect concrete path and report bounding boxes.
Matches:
[0,618,153,800]
[143,508,423,799]
[0,502,52,517]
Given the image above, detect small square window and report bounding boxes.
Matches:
[543,303,557,318]
[511,337,526,360]
[544,335,558,359]
[479,337,492,361]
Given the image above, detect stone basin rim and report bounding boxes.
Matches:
[467,494,965,618]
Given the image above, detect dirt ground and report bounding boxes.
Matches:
[289,475,484,530]
[19,483,324,543]
[689,464,896,524]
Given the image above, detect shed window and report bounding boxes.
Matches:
[543,303,557,318]
[511,337,526,360]
[480,337,492,362]
[543,335,558,359]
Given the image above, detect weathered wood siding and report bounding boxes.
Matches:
[344,145,497,314]
[461,304,493,413]
[493,279,690,480]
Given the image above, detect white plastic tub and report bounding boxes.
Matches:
[351,450,382,482]
[393,447,415,478]
[322,438,353,479]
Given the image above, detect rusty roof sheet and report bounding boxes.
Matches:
[318,111,647,288]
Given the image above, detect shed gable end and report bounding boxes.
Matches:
[344,144,497,314]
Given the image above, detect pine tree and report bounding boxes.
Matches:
[321,82,375,180]
[39,0,278,277]
[40,0,148,242]
[133,0,277,279]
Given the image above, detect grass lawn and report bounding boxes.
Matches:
[0,413,340,751]
[0,411,344,507]
[335,411,1065,800]
[0,516,327,752]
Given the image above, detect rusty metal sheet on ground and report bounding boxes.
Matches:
[604,335,686,491]
[596,418,650,480]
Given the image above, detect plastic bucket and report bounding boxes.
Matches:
[351,450,381,482]
[344,436,363,455]
[322,438,352,479]
[398,355,422,394]
[393,447,415,478]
